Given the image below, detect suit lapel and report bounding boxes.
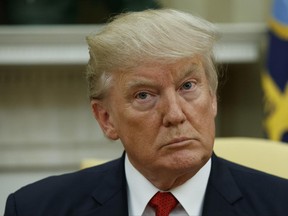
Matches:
[82,153,129,216]
[202,154,248,216]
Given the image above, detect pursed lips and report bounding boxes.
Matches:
[164,137,195,147]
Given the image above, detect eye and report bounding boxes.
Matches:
[133,91,157,110]
[135,92,149,100]
[181,81,194,90]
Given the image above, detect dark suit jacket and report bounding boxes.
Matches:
[4,153,288,216]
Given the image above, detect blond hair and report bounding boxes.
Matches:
[86,9,218,99]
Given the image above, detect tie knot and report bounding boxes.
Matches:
[149,192,179,216]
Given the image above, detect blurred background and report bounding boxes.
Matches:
[1,0,288,213]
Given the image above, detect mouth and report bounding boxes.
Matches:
[164,137,195,148]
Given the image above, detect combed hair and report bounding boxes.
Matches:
[86,9,219,100]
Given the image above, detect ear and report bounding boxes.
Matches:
[91,100,119,140]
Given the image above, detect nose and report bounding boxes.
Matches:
[162,92,187,127]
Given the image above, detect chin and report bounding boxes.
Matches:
[169,150,210,169]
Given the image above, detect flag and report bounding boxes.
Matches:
[262,0,288,142]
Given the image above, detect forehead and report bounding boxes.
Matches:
[115,57,206,85]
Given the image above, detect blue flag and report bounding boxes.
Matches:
[262,0,288,142]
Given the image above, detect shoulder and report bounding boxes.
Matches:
[205,155,288,215]
[5,158,124,215]
[216,156,288,205]
[17,158,122,194]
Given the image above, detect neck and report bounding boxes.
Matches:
[145,167,201,191]
[125,153,211,191]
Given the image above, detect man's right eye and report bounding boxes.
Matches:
[132,90,157,110]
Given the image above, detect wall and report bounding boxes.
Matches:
[159,0,272,23]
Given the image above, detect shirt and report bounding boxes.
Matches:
[125,155,211,216]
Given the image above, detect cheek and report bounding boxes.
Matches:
[185,95,216,141]
[115,110,160,144]
[120,125,159,165]
[189,97,215,122]
[201,98,216,146]
[211,94,217,117]
[201,93,217,117]
[122,115,162,155]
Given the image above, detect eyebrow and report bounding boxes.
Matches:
[174,63,202,84]
[125,77,158,91]
[182,63,201,75]
[124,63,202,90]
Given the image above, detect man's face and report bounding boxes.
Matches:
[92,57,217,180]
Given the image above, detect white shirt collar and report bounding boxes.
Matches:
[125,155,211,216]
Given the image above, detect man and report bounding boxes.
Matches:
[4,9,288,216]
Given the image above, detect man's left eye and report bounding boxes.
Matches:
[181,81,194,90]
[136,92,149,99]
